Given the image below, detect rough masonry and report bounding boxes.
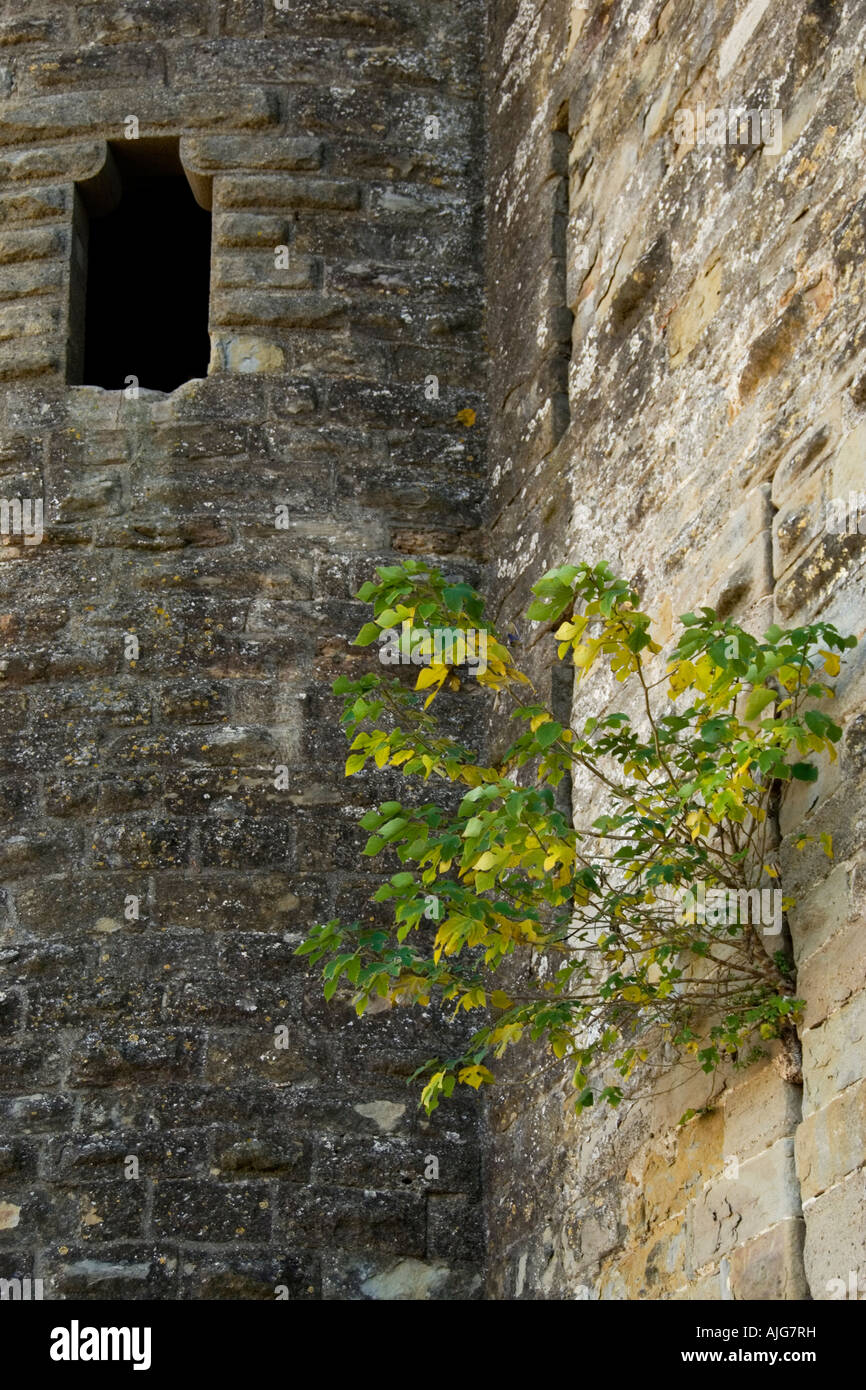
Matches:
[485,0,866,1301]
[0,0,486,1299]
[1,0,865,1302]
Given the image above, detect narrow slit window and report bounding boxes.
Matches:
[71,139,211,393]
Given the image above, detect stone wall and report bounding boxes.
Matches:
[484,0,866,1299]
[2,0,865,1305]
[0,0,487,1299]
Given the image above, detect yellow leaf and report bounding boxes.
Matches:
[415,663,448,690]
[820,650,841,677]
[457,1063,493,1089]
[420,1072,446,1110]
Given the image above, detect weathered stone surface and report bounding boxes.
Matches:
[798,916,866,1030]
[795,1076,866,1202]
[722,1067,802,1165]
[0,0,485,1304]
[0,0,864,1305]
[483,0,866,1304]
[729,1220,810,1301]
[691,1138,801,1269]
[801,990,866,1117]
[321,1251,483,1300]
[802,1168,866,1299]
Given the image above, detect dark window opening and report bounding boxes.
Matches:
[72,140,211,393]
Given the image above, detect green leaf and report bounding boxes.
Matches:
[443,583,474,612]
[804,710,841,742]
[353,623,382,647]
[378,817,408,841]
[791,762,819,782]
[526,599,557,622]
[744,686,775,720]
[536,721,562,748]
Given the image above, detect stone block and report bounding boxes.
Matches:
[18,42,166,94]
[211,289,345,328]
[279,1183,426,1256]
[213,251,318,291]
[691,1138,801,1268]
[802,990,866,1115]
[180,1247,320,1299]
[78,1,210,43]
[45,1245,179,1300]
[152,1179,273,1242]
[183,135,323,171]
[798,914,866,1029]
[796,1077,866,1201]
[68,1029,205,1088]
[787,858,859,965]
[729,1219,809,1300]
[722,1065,801,1164]
[217,174,361,211]
[802,1167,866,1299]
[321,1251,482,1300]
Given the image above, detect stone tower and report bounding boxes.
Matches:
[3,0,866,1305]
[0,0,486,1299]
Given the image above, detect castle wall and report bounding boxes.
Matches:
[2,0,865,1304]
[484,0,866,1300]
[0,0,487,1299]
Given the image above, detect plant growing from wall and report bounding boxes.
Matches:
[298,559,856,1116]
